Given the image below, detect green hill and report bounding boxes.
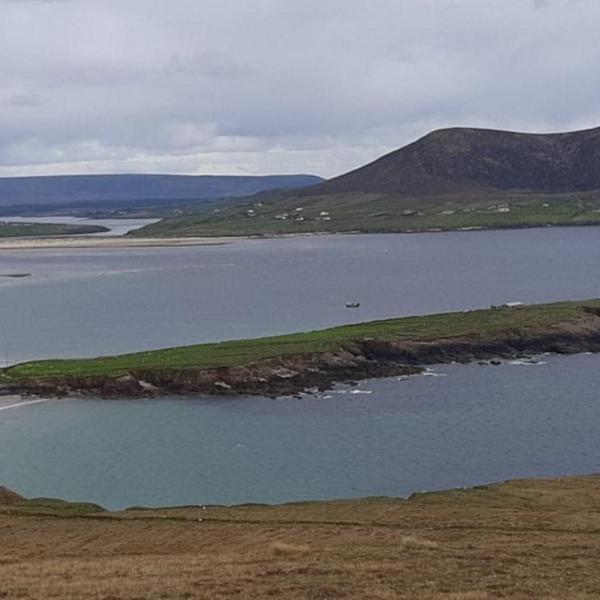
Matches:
[132,125,600,237]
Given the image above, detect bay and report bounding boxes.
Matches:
[1,354,598,509]
[1,227,600,508]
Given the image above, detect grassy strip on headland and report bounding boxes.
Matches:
[0,222,109,237]
[2,474,600,599]
[5,298,600,381]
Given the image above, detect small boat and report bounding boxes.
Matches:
[345,301,360,308]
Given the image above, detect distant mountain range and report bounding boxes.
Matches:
[0,173,324,214]
[132,125,600,237]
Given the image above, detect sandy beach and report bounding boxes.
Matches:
[0,235,241,250]
[0,396,51,412]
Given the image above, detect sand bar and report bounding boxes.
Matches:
[0,235,242,250]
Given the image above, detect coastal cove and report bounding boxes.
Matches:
[1,353,600,509]
[5,6,600,597]
[2,228,600,509]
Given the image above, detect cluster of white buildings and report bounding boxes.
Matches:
[271,208,332,222]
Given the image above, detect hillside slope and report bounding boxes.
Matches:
[134,125,600,237]
[309,125,600,196]
[0,485,24,504]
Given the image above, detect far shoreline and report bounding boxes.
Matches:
[2,220,600,251]
[0,235,240,250]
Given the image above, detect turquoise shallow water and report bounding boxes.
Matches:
[1,354,599,510]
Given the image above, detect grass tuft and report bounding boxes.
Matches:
[270,542,310,557]
[400,535,440,550]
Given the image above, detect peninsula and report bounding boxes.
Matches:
[2,298,600,398]
[0,221,109,237]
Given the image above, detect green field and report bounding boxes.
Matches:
[5,299,599,381]
[0,222,109,237]
[130,192,600,237]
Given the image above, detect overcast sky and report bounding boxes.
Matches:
[1,0,599,178]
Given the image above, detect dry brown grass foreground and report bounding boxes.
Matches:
[1,475,600,599]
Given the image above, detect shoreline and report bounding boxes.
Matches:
[0,231,334,250]
[128,215,600,239]
[0,471,597,514]
[1,474,600,598]
[2,299,600,399]
[3,221,600,251]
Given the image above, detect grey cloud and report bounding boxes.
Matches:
[0,0,599,177]
[165,53,254,81]
[3,93,41,107]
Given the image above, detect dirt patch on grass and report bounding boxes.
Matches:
[0,485,24,504]
[400,535,440,550]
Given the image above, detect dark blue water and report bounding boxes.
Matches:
[1,227,600,364]
[1,354,599,509]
